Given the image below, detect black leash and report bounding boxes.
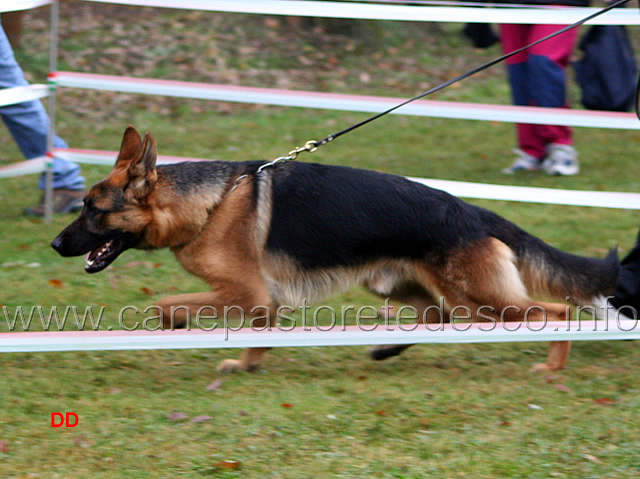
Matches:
[254,0,634,173]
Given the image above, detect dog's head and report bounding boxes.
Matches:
[51,126,158,273]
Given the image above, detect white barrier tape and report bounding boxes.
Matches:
[54,72,640,130]
[1,320,639,353]
[0,149,203,179]
[54,148,212,166]
[0,157,47,178]
[0,0,52,13]
[79,0,640,25]
[0,85,49,108]
[411,178,640,210]
[53,148,640,210]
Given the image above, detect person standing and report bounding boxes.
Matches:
[0,17,85,216]
[500,3,588,176]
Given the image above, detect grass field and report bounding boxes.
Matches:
[1,2,640,477]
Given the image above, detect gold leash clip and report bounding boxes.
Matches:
[256,139,318,175]
[287,140,318,160]
[232,139,319,191]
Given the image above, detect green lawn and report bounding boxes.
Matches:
[1,3,640,477]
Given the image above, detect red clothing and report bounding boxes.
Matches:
[500,23,579,159]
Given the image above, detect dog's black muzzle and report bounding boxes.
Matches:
[52,216,138,273]
[51,217,99,257]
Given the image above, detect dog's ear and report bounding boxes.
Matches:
[115,125,143,168]
[126,132,158,200]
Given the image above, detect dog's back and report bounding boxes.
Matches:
[262,161,619,312]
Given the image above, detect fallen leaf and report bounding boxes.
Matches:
[206,379,223,391]
[499,421,512,427]
[554,384,573,393]
[167,411,189,421]
[0,440,8,453]
[167,361,184,366]
[213,460,241,470]
[140,287,153,296]
[298,55,313,66]
[48,279,64,288]
[190,415,212,423]
[594,398,616,406]
[238,410,248,416]
[376,410,386,416]
[74,436,91,448]
[263,17,279,29]
[153,263,163,268]
[583,453,601,464]
[281,403,293,408]
[108,387,122,395]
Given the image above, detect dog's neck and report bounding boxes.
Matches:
[140,163,236,249]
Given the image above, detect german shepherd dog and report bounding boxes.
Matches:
[52,126,639,373]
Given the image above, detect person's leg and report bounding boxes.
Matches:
[526,23,578,147]
[0,21,84,191]
[524,24,580,175]
[500,24,546,162]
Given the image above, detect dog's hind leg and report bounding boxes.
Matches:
[431,237,573,371]
[367,282,447,361]
[533,340,572,371]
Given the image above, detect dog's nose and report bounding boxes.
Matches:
[51,235,64,254]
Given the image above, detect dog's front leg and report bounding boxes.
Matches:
[218,312,273,373]
[156,289,274,373]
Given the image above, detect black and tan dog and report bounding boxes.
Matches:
[52,126,638,373]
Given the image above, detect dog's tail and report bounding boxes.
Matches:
[486,210,621,307]
[609,228,640,313]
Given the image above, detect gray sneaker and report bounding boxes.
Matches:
[502,149,541,174]
[541,144,579,176]
[23,188,85,217]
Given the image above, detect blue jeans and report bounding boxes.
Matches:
[0,18,84,190]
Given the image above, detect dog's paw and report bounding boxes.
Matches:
[217,359,245,373]
[531,362,557,372]
[368,344,407,361]
[217,359,258,373]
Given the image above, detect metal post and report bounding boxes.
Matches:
[44,0,60,223]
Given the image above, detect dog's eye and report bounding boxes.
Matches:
[84,200,107,216]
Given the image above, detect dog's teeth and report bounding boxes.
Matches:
[94,241,112,259]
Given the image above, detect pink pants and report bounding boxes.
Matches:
[500,24,579,159]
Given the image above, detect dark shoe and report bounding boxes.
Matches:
[23,189,84,217]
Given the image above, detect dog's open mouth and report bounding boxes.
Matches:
[84,239,124,273]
